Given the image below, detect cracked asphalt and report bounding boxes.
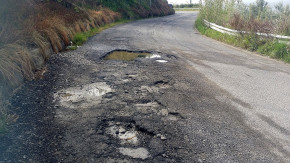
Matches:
[1,11,290,162]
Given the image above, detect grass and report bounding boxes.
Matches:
[174,8,199,12]
[195,16,290,63]
[72,19,131,46]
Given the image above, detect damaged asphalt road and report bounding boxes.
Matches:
[1,12,290,162]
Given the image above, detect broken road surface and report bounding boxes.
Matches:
[1,11,290,162]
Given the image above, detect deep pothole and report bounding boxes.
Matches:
[97,117,167,160]
[104,50,151,61]
[100,118,154,146]
[103,50,168,62]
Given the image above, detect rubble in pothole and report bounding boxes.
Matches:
[107,125,139,145]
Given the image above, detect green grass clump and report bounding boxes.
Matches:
[73,19,130,46]
[72,33,88,46]
[195,16,290,63]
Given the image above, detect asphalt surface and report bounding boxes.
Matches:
[1,11,290,162]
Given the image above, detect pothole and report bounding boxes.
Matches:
[167,112,185,121]
[54,82,112,109]
[104,50,151,61]
[153,80,170,89]
[107,125,138,145]
[103,118,146,145]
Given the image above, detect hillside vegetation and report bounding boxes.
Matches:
[0,0,174,134]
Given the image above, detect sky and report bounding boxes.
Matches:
[168,0,290,6]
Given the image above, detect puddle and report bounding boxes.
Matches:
[156,60,168,63]
[54,82,112,109]
[118,147,150,160]
[104,50,151,61]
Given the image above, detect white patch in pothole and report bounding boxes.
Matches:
[156,60,168,63]
[54,82,112,109]
[147,54,161,59]
[118,147,150,160]
[107,125,138,145]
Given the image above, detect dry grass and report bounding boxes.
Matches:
[0,0,171,84]
[0,44,34,82]
[0,1,121,83]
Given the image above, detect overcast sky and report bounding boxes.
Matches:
[168,0,290,6]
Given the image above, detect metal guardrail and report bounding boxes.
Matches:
[204,20,290,40]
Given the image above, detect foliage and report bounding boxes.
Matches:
[199,0,290,35]
[195,16,290,62]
